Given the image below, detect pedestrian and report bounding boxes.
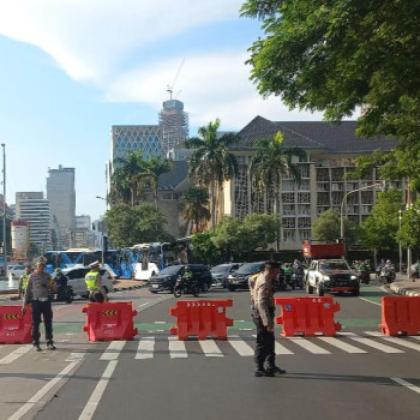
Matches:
[251,261,286,377]
[18,264,32,299]
[22,257,57,351]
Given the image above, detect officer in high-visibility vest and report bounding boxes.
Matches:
[18,265,32,299]
[85,261,104,302]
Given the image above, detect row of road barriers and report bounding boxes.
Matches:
[0,296,419,343]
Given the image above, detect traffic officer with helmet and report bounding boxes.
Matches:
[85,261,106,302]
[22,257,56,351]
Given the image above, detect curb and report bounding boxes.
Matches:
[389,284,420,297]
[113,283,146,293]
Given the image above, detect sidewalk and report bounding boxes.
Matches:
[113,279,147,292]
[389,274,420,297]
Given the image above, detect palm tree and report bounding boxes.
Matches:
[186,119,238,230]
[250,131,306,248]
[181,186,211,233]
[111,151,149,207]
[144,156,172,210]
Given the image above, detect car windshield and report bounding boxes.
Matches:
[236,263,262,275]
[159,265,182,276]
[320,262,349,271]
[211,265,231,274]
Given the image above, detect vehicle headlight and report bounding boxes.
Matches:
[228,275,234,279]
[323,276,330,281]
[351,275,358,280]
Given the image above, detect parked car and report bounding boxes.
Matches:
[60,265,115,299]
[8,264,26,279]
[211,263,242,288]
[226,261,265,291]
[149,264,212,294]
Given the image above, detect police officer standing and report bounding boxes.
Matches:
[22,258,56,351]
[251,261,286,377]
[85,261,105,302]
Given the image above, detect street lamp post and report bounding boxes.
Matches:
[96,196,107,264]
[1,144,7,279]
[340,182,384,241]
[398,209,403,273]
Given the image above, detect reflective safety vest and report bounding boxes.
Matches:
[85,271,101,292]
[19,274,30,292]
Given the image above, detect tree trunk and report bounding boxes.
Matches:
[210,181,216,230]
[264,189,268,213]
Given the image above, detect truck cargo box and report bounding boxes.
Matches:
[302,240,345,259]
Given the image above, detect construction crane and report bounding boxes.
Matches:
[166,58,185,100]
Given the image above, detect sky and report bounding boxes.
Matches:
[0,0,323,220]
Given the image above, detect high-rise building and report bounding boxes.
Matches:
[11,220,29,259]
[70,215,95,248]
[159,99,188,157]
[15,192,51,253]
[47,166,76,249]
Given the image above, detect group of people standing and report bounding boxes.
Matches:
[19,258,106,352]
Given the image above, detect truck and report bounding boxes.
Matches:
[303,240,360,296]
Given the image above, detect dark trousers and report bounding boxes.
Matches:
[31,300,53,344]
[252,312,275,370]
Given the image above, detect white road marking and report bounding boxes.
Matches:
[78,360,118,420]
[228,335,254,356]
[365,331,420,352]
[168,337,188,358]
[318,337,367,354]
[135,337,155,360]
[137,302,149,308]
[391,377,420,396]
[252,335,294,355]
[0,345,32,365]
[8,360,81,420]
[100,341,126,361]
[359,297,381,306]
[287,337,331,354]
[347,335,404,353]
[65,352,86,362]
[199,340,224,357]
[154,321,166,324]
[413,336,420,341]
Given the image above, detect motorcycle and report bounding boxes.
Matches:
[380,266,396,284]
[173,276,200,298]
[291,272,304,289]
[50,285,73,304]
[357,268,370,284]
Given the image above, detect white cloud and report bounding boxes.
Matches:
[0,0,243,82]
[107,51,323,129]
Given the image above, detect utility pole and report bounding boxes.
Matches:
[1,144,7,279]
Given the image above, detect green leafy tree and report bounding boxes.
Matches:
[359,189,402,251]
[398,199,420,249]
[191,231,220,265]
[312,209,358,245]
[181,186,211,233]
[186,119,238,230]
[242,1,420,188]
[105,203,173,247]
[144,156,172,210]
[212,216,243,258]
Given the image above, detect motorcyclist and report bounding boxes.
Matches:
[283,263,294,288]
[54,268,69,301]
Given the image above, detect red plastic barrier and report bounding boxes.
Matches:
[379,296,420,336]
[82,302,138,342]
[169,299,233,340]
[275,296,341,337]
[0,305,32,344]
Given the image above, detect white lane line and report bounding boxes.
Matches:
[365,331,420,352]
[199,340,224,357]
[135,337,155,360]
[78,360,118,420]
[168,337,188,358]
[318,337,367,354]
[228,335,254,357]
[137,302,149,308]
[348,336,404,354]
[100,341,126,361]
[359,297,381,306]
[287,337,331,354]
[66,353,86,362]
[391,377,420,396]
[9,360,81,420]
[0,345,32,365]
[252,335,294,355]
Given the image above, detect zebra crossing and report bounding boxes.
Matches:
[1,332,420,366]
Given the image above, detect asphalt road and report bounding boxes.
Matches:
[0,283,420,420]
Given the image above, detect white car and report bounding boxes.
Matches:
[60,265,115,298]
[8,264,26,279]
[134,262,159,281]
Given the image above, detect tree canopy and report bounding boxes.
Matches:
[312,209,358,244]
[242,0,420,186]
